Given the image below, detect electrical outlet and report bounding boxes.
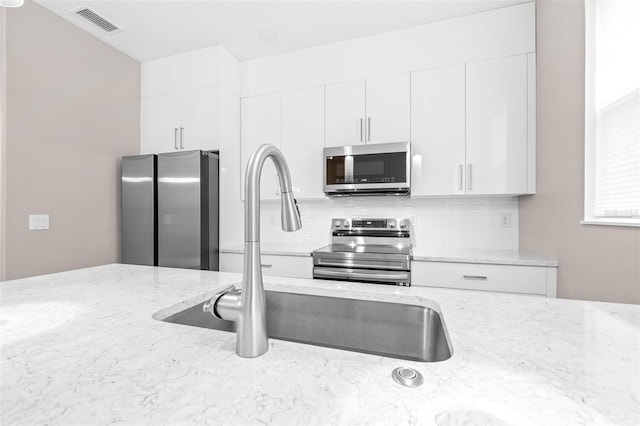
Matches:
[29,214,50,230]
[500,213,511,228]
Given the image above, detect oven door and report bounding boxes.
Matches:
[313,250,410,270]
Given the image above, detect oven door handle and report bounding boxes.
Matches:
[314,267,409,282]
[315,259,408,270]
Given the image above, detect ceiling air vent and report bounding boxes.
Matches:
[72,7,121,34]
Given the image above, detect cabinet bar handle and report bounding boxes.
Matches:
[463,275,487,280]
[458,164,463,191]
[467,164,473,191]
[367,117,371,142]
[179,127,184,149]
[261,264,272,268]
[360,118,363,142]
[174,128,179,150]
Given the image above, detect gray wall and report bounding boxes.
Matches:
[2,0,140,280]
[520,0,640,304]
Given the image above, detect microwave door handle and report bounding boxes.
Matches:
[345,155,354,184]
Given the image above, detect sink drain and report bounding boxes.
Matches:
[392,367,423,387]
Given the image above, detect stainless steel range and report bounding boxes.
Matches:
[313,218,413,286]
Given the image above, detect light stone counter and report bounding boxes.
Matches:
[221,243,317,257]
[411,248,558,267]
[1,264,637,425]
[222,244,558,267]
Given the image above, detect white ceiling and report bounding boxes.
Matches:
[34,0,530,62]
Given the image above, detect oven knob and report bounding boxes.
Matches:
[343,220,351,228]
[389,220,397,228]
[334,220,342,228]
[399,220,407,229]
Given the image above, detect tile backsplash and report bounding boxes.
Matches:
[257,196,519,250]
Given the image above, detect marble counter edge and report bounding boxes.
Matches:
[411,254,558,267]
[221,245,559,267]
[220,245,314,257]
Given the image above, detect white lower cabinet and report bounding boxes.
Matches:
[220,253,313,279]
[412,261,557,297]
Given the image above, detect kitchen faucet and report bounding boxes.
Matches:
[203,144,302,358]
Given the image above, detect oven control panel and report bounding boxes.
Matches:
[331,218,411,231]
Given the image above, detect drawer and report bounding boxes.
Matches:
[220,253,313,279]
[412,261,549,296]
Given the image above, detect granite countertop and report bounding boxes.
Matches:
[221,243,319,257]
[2,264,637,425]
[411,248,559,267]
[222,244,558,267]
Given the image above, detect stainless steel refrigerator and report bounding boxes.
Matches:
[121,150,219,271]
[121,154,156,266]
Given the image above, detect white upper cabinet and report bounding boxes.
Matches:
[365,73,411,144]
[179,87,221,152]
[411,64,466,196]
[240,87,325,200]
[141,46,239,99]
[241,93,281,200]
[411,54,534,197]
[140,93,181,155]
[466,54,529,195]
[141,87,221,154]
[325,80,366,147]
[325,73,410,147]
[281,86,326,199]
[140,46,240,155]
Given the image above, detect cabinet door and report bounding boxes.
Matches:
[281,86,325,199]
[365,73,410,144]
[141,46,220,98]
[466,54,528,195]
[412,261,549,296]
[325,80,366,147]
[220,253,313,279]
[241,93,281,200]
[179,86,221,151]
[140,93,181,155]
[411,64,466,196]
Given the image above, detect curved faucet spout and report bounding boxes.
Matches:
[245,144,302,242]
[208,144,302,358]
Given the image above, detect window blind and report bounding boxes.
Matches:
[586,0,640,219]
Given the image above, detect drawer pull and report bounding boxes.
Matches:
[463,275,487,280]
[261,264,272,268]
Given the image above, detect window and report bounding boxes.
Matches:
[584,0,640,227]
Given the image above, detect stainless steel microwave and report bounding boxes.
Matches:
[323,142,411,196]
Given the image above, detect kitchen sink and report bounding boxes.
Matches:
[157,290,452,362]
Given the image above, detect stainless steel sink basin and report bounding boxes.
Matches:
[158,290,452,362]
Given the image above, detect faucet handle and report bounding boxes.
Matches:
[203,284,237,316]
